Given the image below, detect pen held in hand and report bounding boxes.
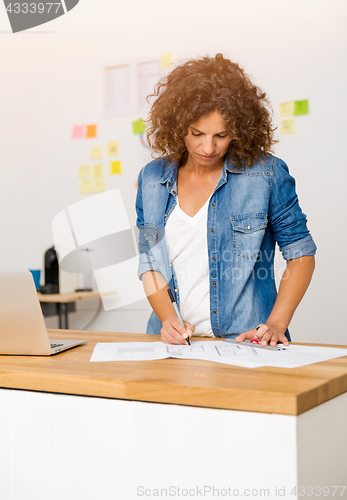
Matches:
[167,288,191,345]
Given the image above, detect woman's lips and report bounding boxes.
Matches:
[196,153,218,160]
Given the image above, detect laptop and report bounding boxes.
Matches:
[0,271,87,355]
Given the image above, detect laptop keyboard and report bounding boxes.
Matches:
[50,343,64,348]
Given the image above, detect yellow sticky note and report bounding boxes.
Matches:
[93,179,105,192]
[107,142,119,156]
[132,119,146,135]
[92,164,104,178]
[78,165,89,178]
[280,119,295,135]
[110,161,122,175]
[160,52,173,69]
[90,146,103,160]
[279,101,294,117]
[86,124,97,138]
[79,180,92,194]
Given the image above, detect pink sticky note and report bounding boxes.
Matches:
[72,125,84,139]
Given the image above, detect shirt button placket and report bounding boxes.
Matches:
[209,213,218,331]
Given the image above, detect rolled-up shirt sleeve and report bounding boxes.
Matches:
[269,158,317,260]
[136,168,161,279]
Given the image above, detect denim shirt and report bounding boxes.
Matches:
[136,154,316,339]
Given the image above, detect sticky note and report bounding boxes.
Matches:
[92,164,104,178]
[90,146,103,160]
[160,52,173,69]
[107,142,119,156]
[86,124,97,138]
[72,125,84,139]
[110,161,122,175]
[279,101,294,117]
[93,179,105,192]
[294,100,309,115]
[78,165,89,178]
[79,181,92,194]
[280,119,295,135]
[132,119,146,135]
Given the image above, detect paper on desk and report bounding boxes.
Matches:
[90,342,168,362]
[90,341,347,368]
[90,341,270,367]
[166,341,264,368]
[250,344,347,368]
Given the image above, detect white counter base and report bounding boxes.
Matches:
[0,388,346,500]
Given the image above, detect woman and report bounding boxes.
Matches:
[136,54,316,346]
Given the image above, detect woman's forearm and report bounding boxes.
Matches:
[141,271,175,323]
[266,255,315,330]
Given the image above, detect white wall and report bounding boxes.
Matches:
[0,0,346,344]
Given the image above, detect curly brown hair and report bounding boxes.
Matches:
[146,53,276,169]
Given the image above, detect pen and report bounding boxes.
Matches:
[224,338,286,351]
[167,288,191,345]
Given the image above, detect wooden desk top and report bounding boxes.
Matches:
[1,330,347,416]
[37,291,101,303]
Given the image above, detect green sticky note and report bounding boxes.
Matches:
[132,119,146,135]
[294,100,309,115]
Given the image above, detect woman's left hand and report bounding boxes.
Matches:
[235,323,289,347]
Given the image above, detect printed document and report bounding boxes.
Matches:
[90,341,347,368]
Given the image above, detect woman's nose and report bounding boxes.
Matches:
[202,138,215,154]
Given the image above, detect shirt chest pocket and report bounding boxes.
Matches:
[231,215,268,260]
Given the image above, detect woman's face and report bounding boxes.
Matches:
[184,111,233,167]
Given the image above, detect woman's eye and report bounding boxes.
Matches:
[217,135,227,138]
[192,132,202,136]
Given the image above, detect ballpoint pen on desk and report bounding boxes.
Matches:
[167,288,191,345]
[224,338,286,351]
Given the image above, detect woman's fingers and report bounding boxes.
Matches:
[161,316,191,344]
[184,321,195,338]
[258,324,289,346]
[255,324,269,338]
[236,323,289,346]
[235,327,263,342]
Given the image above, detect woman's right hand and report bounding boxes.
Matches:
[161,315,195,345]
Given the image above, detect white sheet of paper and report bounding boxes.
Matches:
[90,341,347,369]
[90,342,168,362]
[90,341,272,367]
[249,344,347,368]
[168,341,265,368]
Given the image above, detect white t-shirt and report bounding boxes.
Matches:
[165,197,214,337]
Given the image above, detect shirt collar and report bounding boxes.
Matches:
[159,155,244,188]
[159,159,179,187]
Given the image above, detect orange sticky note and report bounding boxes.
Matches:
[110,161,122,175]
[86,125,97,138]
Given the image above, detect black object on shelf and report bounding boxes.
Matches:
[40,246,59,294]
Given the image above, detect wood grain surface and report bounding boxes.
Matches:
[0,329,347,415]
[37,291,101,303]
